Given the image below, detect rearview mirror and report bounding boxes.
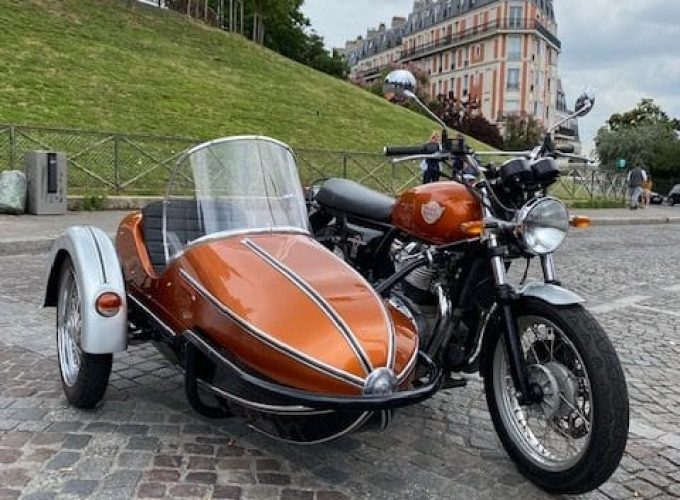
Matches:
[574,93,595,117]
[383,70,417,103]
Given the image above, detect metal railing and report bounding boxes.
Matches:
[0,123,624,200]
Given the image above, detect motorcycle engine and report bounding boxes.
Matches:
[392,241,437,305]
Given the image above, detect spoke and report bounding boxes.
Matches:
[559,394,591,432]
[529,342,541,364]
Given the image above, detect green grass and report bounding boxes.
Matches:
[0,0,488,154]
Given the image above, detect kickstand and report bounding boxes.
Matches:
[184,342,231,419]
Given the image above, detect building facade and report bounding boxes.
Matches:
[344,0,572,137]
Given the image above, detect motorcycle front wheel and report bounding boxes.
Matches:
[483,298,628,494]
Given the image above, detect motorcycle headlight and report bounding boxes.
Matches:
[516,198,569,255]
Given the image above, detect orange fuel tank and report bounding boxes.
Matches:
[391,182,483,245]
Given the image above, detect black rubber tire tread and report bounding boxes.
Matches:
[483,298,629,495]
[57,257,113,410]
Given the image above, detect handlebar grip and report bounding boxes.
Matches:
[384,144,437,157]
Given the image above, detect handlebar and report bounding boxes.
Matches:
[384,143,438,157]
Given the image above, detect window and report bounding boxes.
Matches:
[505,99,520,113]
[509,6,523,28]
[508,35,521,61]
[507,68,520,90]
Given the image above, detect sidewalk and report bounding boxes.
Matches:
[572,205,680,226]
[1,206,679,256]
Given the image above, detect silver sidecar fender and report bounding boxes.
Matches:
[44,226,128,354]
[516,281,585,306]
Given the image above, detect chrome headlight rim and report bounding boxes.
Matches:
[516,197,570,256]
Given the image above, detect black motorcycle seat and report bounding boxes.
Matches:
[315,178,395,222]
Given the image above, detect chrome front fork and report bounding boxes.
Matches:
[480,187,537,404]
[541,253,559,284]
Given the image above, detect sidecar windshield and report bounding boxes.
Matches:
[163,136,308,260]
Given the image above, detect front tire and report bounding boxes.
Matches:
[57,257,113,409]
[483,298,628,494]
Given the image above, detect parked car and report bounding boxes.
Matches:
[668,185,680,205]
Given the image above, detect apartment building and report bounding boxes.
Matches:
[345,0,568,132]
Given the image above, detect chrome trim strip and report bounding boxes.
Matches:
[187,330,332,416]
[248,411,372,446]
[396,345,419,383]
[242,238,373,376]
[191,227,310,247]
[87,227,107,283]
[196,379,333,416]
[127,293,177,339]
[179,269,365,389]
[313,240,397,370]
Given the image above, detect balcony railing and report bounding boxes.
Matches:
[400,18,561,61]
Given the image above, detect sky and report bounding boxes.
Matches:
[301,0,680,155]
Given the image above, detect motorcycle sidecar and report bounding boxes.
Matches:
[44,136,440,444]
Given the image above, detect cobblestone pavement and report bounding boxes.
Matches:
[0,224,679,499]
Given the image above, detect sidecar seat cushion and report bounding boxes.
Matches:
[141,200,248,274]
[142,200,201,274]
[315,178,396,222]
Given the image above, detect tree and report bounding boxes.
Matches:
[608,98,680,131]
[596,123,680,176]
[596,99,680,178]
[458,115,504,149]
[502,114,544,151]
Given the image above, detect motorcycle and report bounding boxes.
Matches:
[307,70,629,493]
[42,72,627,496]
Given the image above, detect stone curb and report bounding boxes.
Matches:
[591,217,680,226]
[1,217,678,257]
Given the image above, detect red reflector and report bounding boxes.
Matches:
[96,292,122,317]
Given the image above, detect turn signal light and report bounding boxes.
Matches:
[460,220,484,237]
[96,292,122,317]
[570,216,592,229]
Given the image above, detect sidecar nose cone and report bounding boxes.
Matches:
[364,368,397,396]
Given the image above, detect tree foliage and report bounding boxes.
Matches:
[457,115,504,149]
[607,98,680,132]
[502,114,544,151]
[596,99,680,177]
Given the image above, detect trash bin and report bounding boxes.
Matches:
[25,151,68,215]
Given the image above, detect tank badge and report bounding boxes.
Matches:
[421,201,445,224]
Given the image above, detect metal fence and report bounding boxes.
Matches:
[0,123,626,200]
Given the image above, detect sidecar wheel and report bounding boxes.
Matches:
[483,298,628,494]
[57,257,112,409]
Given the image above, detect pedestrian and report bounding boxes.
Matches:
[627,164,647,210]
[422,131,442,184]
[642,174,653,208]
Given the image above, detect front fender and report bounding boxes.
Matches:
[44,226,127,354]
[516,281,584,306]
[477,281,584,377]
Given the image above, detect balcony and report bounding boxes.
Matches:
[400,18,561,62]
[353,65,389,82]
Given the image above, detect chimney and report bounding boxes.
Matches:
[391,16,406,28]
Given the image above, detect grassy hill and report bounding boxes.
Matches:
[0,0,487,153]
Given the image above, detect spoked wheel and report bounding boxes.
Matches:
[484,298,628,494]
[57,257,112,409]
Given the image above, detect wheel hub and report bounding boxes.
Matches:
[528,362,577,420]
